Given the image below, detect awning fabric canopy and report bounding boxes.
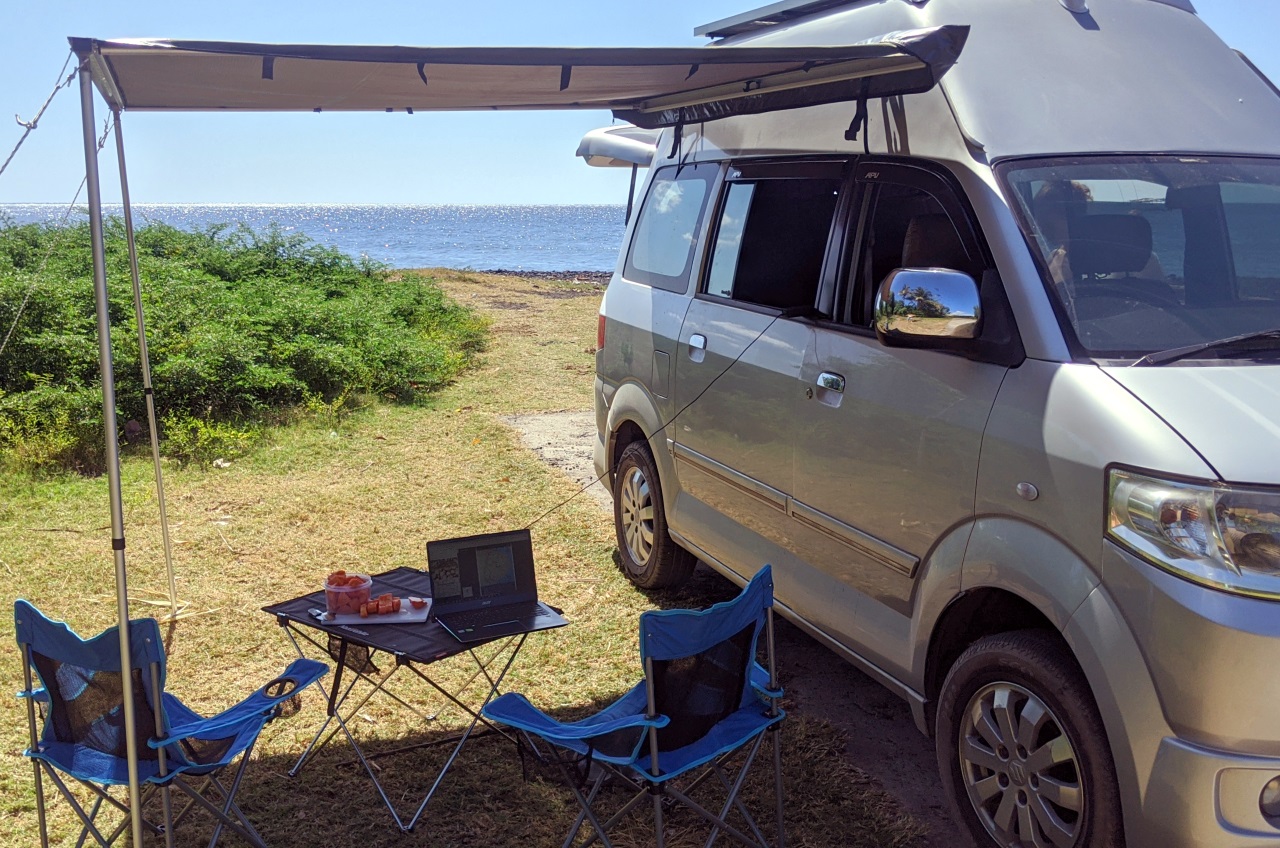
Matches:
[70,25,967,129]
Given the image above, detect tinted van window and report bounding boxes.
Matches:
[704,177,841,309]
[623,164,715,293]
[850,181,977,326]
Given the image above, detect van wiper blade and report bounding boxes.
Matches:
[1131,328,1280,366]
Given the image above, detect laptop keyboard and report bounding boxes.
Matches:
[442,603,540,630]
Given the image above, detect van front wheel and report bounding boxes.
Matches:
[936,630,1124,848]
[613,442,695,589]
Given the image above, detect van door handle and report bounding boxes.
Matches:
[816,372,845,393]
[687,333,707,364]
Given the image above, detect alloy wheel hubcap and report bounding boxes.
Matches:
[958,682,1083,848]
[619,465,655,566]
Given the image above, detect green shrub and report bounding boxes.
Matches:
[0,379,105,473]
[160,412,258,468]
[0,220,488,474]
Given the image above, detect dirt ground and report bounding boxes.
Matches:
[506,410,971,848]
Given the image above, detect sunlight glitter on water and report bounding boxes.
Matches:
[0,203,628,272]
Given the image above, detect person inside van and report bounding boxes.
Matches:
[1031,179,1092,289]
[1034,181,1167,283]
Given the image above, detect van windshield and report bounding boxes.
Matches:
[1000,156,1280,361]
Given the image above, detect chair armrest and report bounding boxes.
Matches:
[750,663,783,700]
[150,658,328,748]
[483,692,669,743]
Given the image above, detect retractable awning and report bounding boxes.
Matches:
[70,25,967,129]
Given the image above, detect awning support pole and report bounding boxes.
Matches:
[79,65,144,848]
[112,110,181,620]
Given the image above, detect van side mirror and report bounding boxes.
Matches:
[874,268,982,344]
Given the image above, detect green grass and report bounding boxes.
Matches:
[0,270,926,847]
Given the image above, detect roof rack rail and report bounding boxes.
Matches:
[695,0,862,39]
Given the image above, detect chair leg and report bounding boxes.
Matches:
[653,782,666,848]
[664,784,764,848]
[573,774,653,848]
[558,762,615,848]
[167,778,267,848]
[31,758,50,848]
[40,767,114,848]
[206,773,267,847]
[162,782,175,848]
[772,725,785,848]
[73,794,104,848]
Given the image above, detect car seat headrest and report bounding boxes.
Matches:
[901,214,971,274]
[1068,214,1153,276]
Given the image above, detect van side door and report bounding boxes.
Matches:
[790,161,1011,676]
[669,160,847,590]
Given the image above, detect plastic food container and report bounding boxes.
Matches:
[324,572,372,616]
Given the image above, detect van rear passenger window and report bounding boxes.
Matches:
[624,164,716,293]
[705,176,841,310]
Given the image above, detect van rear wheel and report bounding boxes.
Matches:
[613,441,695,589]
[936,630,1123,848]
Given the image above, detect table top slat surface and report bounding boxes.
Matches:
[263,567,492,663]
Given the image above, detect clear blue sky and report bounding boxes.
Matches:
[0,0,1275,205]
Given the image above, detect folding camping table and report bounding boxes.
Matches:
[263,567,561,833]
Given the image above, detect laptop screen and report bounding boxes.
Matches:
[427,529,536,612]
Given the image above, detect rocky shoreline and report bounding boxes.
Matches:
[480,269,610,285]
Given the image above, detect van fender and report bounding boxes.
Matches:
[603,379,676,495]
[908,516,1103,725]
[1064,585,1165,848]
[959,515,1101,628]
[905,520,972,693]
[939,518,1153,840]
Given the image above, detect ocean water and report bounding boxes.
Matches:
[0,203,628,272]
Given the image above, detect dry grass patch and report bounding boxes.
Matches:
[0,270,924,846]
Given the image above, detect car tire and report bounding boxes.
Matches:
[936,630,1124,848]
[612,441,696,589]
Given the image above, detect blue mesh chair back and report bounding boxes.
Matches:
[17,602,166,780]
[483,566,785,848]
[640,565,772,754]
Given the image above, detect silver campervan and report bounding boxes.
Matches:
[592,1,1280,845]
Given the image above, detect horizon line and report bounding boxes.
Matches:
[0,201,628,207]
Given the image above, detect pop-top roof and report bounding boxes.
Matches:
[696,0,865,39]
[68,26,967,129]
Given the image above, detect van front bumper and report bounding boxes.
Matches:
[1145,737,1280,844]
[1098,542,1280,845]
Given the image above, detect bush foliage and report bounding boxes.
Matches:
[0,219,488,473]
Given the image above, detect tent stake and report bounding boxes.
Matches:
[112,111,184,621]
[79,66,144,848]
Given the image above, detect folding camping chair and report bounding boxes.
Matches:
[483,565,785,848]
[15,600,327,848]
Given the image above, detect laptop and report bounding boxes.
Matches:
[426,529,567,643]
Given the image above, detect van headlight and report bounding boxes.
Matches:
[1108,469,1280,598]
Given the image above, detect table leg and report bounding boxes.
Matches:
[403,634,527,831]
